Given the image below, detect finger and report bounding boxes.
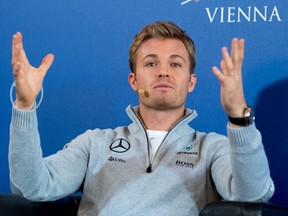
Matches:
[12,32,29,68]
[13,62,22,79]
[233,38,245,73]
[238,38,245,61]
[212,66,225,83]
[221,47,234,74]
[39,54,55,77]
[220,59,227,74]
[12,33,21,67]
[17,32,30,67]
[231,38,239,65]
[13,62,26,90]
[12,40,23,80]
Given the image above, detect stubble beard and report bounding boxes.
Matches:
[141,94,186,112]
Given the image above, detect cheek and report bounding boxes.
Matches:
[135,76,150,89]
[136,72,152,84]
[178,75,191,87]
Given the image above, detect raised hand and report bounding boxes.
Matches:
[212,38,247,118]
[12,32,54,110]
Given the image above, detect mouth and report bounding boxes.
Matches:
[153,83,174,90]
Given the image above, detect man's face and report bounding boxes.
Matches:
[128,38,196,111]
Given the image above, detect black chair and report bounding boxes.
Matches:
[2,193,288,216]
[0,193,80,216]
[200,200,288,216]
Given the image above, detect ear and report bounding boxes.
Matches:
[128,72,138,91]
[188,74,197,93]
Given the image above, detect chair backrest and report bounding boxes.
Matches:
[200,201,288,216]
[200,201,262,216]
[0,193,80,216]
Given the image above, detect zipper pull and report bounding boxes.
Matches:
[146,164,152,173]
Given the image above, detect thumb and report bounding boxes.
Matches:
[39,54,54,76]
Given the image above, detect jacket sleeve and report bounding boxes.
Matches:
[209,123,274,202]
[9,106,90,201]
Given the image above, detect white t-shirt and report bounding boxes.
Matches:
[146,130,168,160]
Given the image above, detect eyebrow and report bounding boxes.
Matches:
[170,54,186,63]
[142,54,158,61]
[142,54,186,63]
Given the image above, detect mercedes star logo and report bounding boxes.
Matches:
[110,139,130,153]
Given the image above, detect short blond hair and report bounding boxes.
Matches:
[129,21,196,74]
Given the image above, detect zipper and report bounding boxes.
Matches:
[130,106,194,173]
[130,107,153,173]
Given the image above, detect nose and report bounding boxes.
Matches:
[157,71,169,78]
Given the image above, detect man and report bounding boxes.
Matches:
[9,21,274,215]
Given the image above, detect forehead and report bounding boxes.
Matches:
[137,38,189,60]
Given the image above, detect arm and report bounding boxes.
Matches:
[9,106,89,201]
[209,124,274,201]
[211,39,274,201]
[9,33,87,201]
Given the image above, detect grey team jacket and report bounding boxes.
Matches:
[9,105,274,216]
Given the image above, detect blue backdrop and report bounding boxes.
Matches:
[1,0,287,205]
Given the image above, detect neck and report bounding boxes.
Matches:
[138,105,185,131]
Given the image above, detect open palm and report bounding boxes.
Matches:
[12,32,54,110]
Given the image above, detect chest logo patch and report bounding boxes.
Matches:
[110,138,130,153]
[183,144,193,151]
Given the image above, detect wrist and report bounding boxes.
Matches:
[226,103,247,117]
[227,106,255,126]
[14,100,34,110]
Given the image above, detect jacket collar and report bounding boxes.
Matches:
[126,105,197,132]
